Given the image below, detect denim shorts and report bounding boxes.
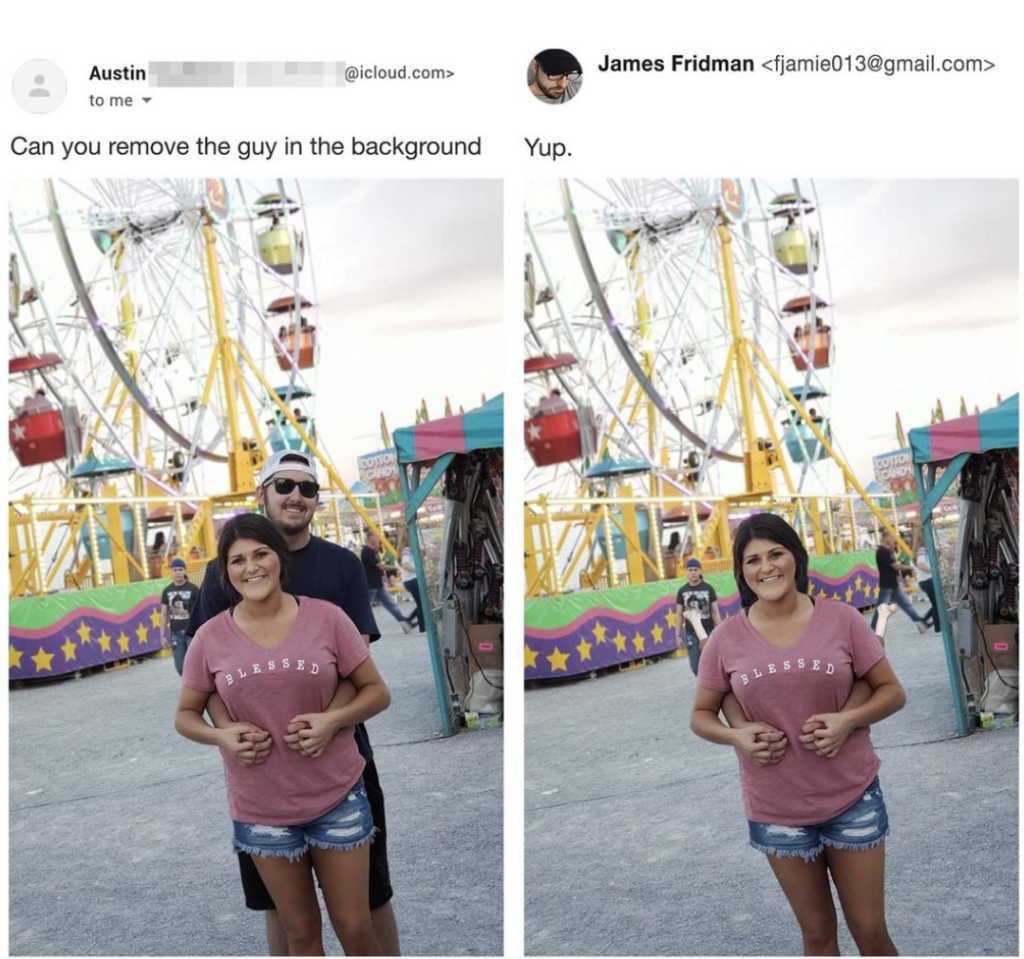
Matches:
[232,778,375,861]
[748,776,889,860]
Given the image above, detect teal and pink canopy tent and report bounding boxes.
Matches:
[910,393,1018,465]
[392,394,503,736]
[909,393,1018,736]
[394,394,503,517]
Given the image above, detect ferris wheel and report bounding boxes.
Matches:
[525,178,847,503]
[8,178,325,501]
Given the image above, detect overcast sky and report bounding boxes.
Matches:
[296,180,503,476]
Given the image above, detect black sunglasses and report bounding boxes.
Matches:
[267,477,320,498]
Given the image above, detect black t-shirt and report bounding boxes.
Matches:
[186,535,380,760]
[675,581,718,635]
[161,581,200,629]
[361,545,384,589]
[876,546,899,590]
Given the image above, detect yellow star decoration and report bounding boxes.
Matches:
[854,575,864,593]
[9,645,24,669]
[831,591,841,601]
[592,622,607,644]
[60,638,77,662]
[76,621,92,644]
[149,609,163,628]
[117,634,131,653]
[651,623,664,645]
[873,585,880,599]
[135,624,149,646]
[665,608,678,628]
[546,647,570,672]
[97,632,112,653]
[613,631,627,653]
[632,632,646,653]
[524,645,539,669]
[576,638,593,661]
[845,586,855,603]
[31,647,55,673]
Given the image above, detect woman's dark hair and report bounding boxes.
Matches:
[667,531,681,550]
[217,513,291,602]
[732,513,810,609]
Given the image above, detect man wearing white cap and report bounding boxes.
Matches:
[186,449,401,955]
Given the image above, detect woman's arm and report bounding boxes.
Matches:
[805,657,907,758]
[691,685,786,766]
[175,686,272,766]
[288,658,391,758]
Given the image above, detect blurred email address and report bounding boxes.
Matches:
[149,62,454,88]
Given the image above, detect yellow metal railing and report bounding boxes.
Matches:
[525,491,906,598]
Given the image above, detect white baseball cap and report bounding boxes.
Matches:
[258,449,318,486]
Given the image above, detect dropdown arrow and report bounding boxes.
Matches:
[142,97,152,103]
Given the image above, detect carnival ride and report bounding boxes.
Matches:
[9,179,391,601]
[524,179,906,598]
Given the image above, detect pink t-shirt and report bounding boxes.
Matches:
[182,596,370,825]
[697,599,886,825]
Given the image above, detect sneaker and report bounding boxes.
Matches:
[916,622,928,634]
[401,621,414,634]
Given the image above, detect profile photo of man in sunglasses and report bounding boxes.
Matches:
[527,48,583,104]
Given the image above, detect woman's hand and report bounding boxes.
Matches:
[802,712,855,758]
[218,723,272,767]
[285,712,339,759]
[733,723,789,767]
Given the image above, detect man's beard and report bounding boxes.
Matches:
[266,499,313,535]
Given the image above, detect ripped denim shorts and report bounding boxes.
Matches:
[748,776,889,860]
[232,777,375,861]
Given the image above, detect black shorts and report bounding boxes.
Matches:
[239,758,394,911]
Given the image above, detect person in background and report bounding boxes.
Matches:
[362,531,414,634]
[674,558,721,676]
[911,530,940,633]
[872,530,929,633]
[161,558,200,676]
[398,544,426,634]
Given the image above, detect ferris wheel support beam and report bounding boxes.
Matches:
[560,180,743,466]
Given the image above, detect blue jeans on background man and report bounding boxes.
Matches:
[368,585,411,625]
[871,584,929,630]
[169,630,191,676]
[684,628,702,677]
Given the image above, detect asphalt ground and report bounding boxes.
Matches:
[9,603,503,957]
[526,607,1018,957]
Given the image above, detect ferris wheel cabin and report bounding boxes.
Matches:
[9,354,84,467]
[783,295,833,371]
[266,384,315,452]
[524,353,598,467]
[770,194,820,276]
[782,385,831,463]
[255,193,305,275]
[268,295,317,370]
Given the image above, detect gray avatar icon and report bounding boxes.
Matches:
[14,60,67,113]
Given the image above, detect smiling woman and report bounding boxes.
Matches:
[174,511,392,956]
[690,514,907,956]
